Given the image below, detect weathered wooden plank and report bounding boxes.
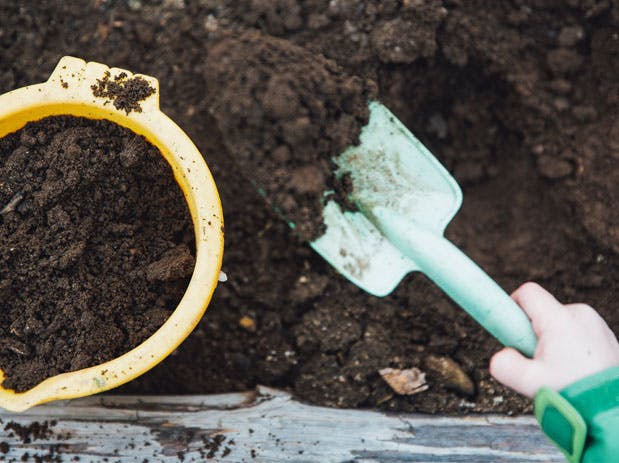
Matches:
[0,387,563,462]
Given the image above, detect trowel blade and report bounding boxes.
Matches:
[310,102,462,296]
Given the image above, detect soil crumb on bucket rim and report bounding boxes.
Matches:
[91,70,156,114]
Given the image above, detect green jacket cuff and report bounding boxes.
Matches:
[534,365,619,463]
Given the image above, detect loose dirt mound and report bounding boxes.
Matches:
[204,30,375,241]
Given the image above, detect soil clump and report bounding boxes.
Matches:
[91,70,156,114]
[204,30,375,241]
[0,116,193,392]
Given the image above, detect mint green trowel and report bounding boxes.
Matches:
[310,102,538,357]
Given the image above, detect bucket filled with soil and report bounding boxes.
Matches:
[0,56,224,411]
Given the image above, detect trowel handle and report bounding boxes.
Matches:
[373,208,538,357]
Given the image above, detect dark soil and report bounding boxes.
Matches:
[204,30,375,241]
[1,1,618,415]
[4,421,55,444]
[0,116,193,392]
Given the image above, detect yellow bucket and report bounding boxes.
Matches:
[0,56,224,411]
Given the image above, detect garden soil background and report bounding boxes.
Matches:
[1,0,618,414]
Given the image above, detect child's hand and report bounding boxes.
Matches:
[490,282,619,398]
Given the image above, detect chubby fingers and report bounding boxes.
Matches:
[490,347,539,398]
[511,282,563,336]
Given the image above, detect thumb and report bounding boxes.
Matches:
[490,348,538,398]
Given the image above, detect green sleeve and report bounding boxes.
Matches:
[534,365,619,463]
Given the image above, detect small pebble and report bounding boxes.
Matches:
[428,113,448,139]
[558,25,584,47]
[127,0,142,11]
[239,315,257,332]
[537,155,573,179]
[424,355,475,396]
[204,14,218,32]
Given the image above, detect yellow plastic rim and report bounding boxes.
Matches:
[0,56,224,411]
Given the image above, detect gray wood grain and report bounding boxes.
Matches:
[0,387,563,462]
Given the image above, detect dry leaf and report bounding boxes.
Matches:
[379,367,428,395]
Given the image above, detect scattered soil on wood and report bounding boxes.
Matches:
[0,116,193,392]
[0,420,70,462]
[1,1,618,414]
[4,421,56,444]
